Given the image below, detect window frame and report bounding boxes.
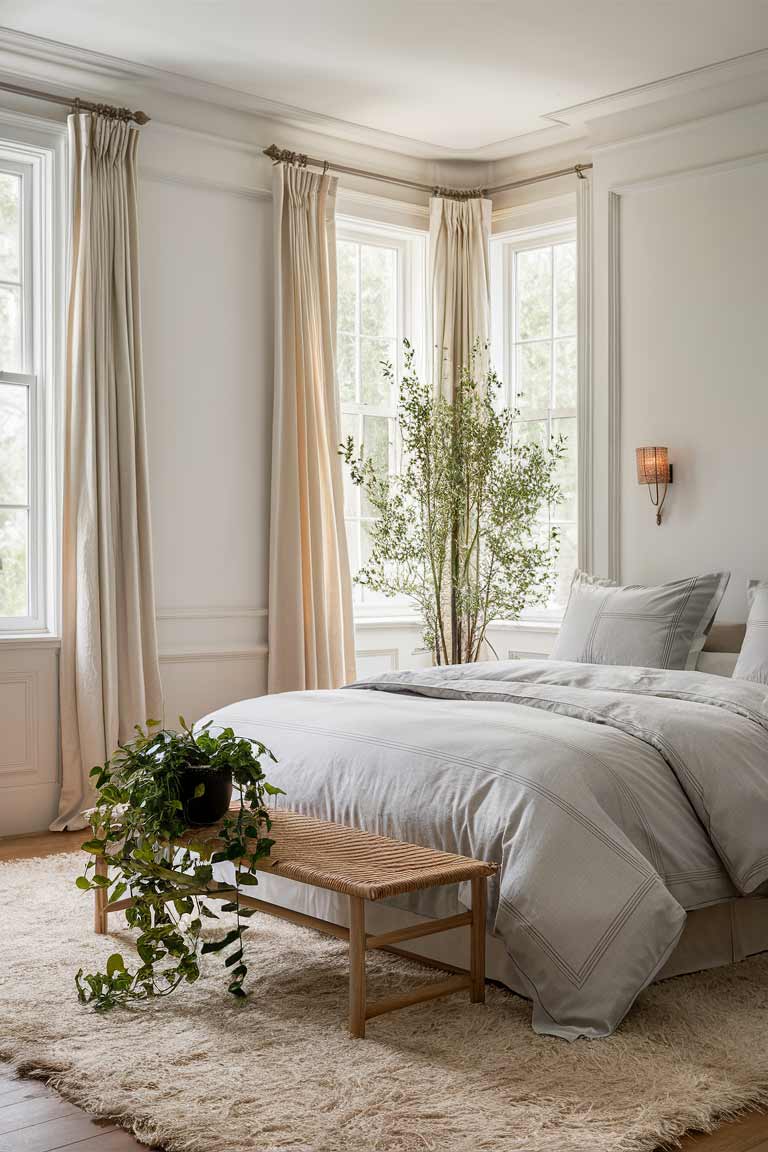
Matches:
[336,215,427,621]
[0,119,63,636]
[491,219,578,623]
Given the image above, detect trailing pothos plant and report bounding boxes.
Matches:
[75,719,282,1011]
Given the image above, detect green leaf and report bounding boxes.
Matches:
[75,876,91,890]
[237,871,260,886]
[106,953,126,977]
[81,839,106,854]
[193,782,206,798]
[200,929,240,955]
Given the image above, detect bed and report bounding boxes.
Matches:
[200,624,768,1040]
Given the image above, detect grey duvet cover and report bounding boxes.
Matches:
[200,660,768,1038]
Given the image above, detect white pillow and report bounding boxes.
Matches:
[733,581,768,684]
[552,570,730,670]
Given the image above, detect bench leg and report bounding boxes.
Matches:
[94,854,108,935]
[348,895,366,1038]
[470,876,486,1004]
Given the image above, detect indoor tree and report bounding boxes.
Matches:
[340,342,564,665]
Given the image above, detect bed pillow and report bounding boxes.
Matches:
[733,581,768,684]
[551,570,730,669]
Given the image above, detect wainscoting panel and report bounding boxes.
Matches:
[0,642,59,836]
[355,648,399,678]
[156,605,268,727]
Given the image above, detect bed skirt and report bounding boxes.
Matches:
[239,870,768,996]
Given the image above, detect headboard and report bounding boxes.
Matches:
[703,623,746,653]
[698,623,746,676]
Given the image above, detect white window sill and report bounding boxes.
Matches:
[0,632,61,648]
[488,618,562,634]
[355,615,562,634]
[355,614,421,629]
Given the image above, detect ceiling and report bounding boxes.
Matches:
[0,0,767,158]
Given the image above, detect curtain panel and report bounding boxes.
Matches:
[429,195,492,398]
[268,164,356,694]
[53,113,163,831]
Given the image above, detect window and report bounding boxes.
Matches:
[336,219,426,613]
[492,225,577,615]
[0,133,58,633]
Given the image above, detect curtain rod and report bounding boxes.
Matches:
[264,144,592,198]
[0,77,150,124]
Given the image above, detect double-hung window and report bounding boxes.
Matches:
[492,224,578,615]
[0,136,56,633]
[336,219,426,613]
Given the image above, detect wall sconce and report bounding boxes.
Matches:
[636,446,673,526]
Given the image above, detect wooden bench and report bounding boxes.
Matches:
[94,808,497,1038]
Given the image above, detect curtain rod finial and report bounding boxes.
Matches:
[133,110,150,126]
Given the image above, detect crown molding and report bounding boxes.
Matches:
[549,47,768,133]
[0,25,495,163]
[1,24,768,170]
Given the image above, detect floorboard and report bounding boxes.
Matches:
[1,828,766,1151]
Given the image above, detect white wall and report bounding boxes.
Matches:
[591,100,768,622]
[139,157,273,726]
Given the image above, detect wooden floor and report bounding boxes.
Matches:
[1,831,767,1152]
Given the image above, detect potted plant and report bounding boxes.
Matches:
[340,342,565,664]
[75,718,283,1010]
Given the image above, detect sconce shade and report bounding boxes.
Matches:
[636,446,670,485]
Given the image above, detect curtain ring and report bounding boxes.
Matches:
[322,160,330,176]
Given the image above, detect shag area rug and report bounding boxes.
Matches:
[2,854,768,1152]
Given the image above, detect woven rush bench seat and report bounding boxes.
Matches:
[93,807,497,1037]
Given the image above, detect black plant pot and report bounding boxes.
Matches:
[178,765,233,827]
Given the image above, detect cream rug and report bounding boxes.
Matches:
[2,853,768,1152]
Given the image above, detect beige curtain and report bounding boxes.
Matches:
[52,113,163,831]
[268,164,356,694]
[429,195,492,397]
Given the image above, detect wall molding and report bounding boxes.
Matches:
[0,670,38,782]
[155,606,268,663]
[609,146,768,198]
[141,166,272,203]
[156,605,267,621]
[159,646,268,664]
[607,191,622,582]
[491,191,576,229]
[601,146,768,587]
[355,647,399,673]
